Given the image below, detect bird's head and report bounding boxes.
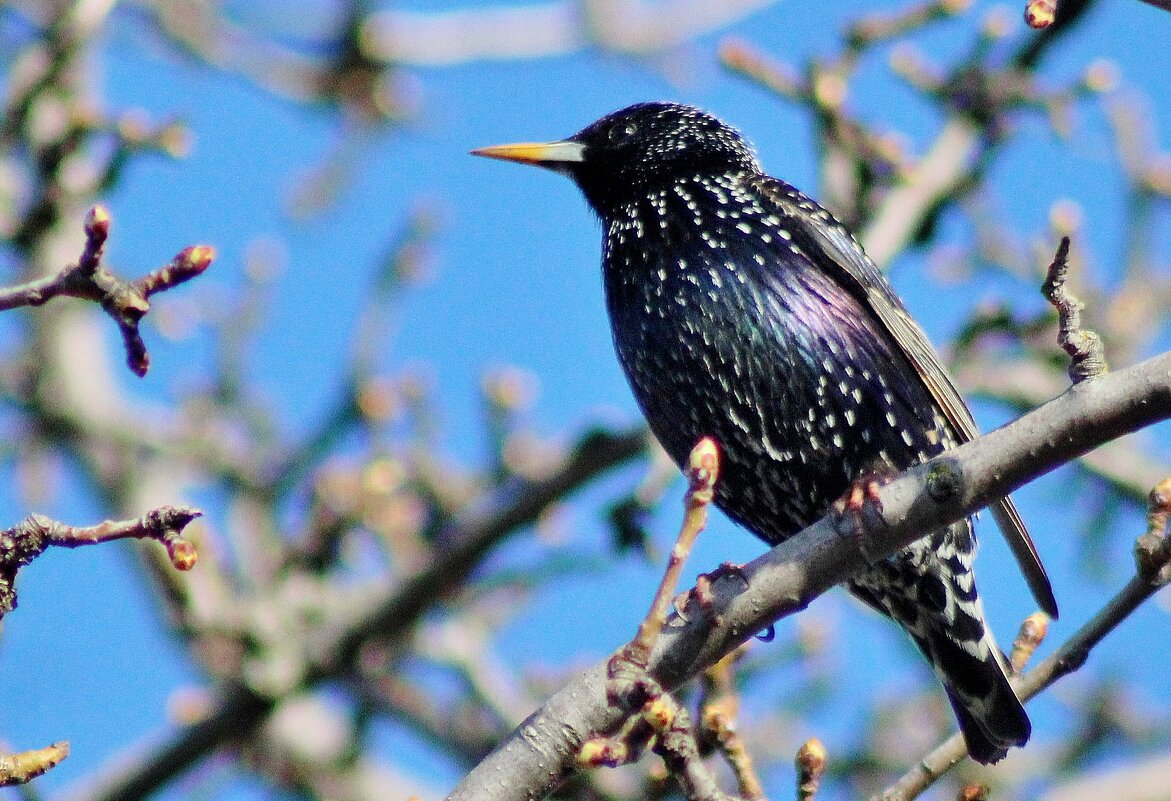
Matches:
[473,102,760,215]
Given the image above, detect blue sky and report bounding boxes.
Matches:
[2,1,1171,799]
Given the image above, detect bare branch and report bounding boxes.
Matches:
[846,0,972,49]
[648,694,739,801]
[701,649,766,801]
[362,0,778,66]
[0,206,214,376]
[65,426,647,801]
[448,349,1171,801]
[859,117,983,268]
[578,439,736,800]
[627,437,720,668]
[584,684,739,801]
[0,505,201,620]
[723,2,1101,263]
[879,477,1171,801]
[1042,236,1108,382]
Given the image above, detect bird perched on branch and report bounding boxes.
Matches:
[474,101,1056,763]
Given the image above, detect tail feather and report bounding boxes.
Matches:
[852,520,1031,764]
[929,629,1030,764]
[945,682,1029,764]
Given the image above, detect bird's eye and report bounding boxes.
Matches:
[608,122,638,143]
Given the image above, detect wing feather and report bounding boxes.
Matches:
[758,177,1058,618]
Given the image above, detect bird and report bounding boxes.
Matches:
[473,101,1056,764]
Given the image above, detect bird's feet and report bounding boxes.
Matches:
[672,561,748,620]
[832,472,891,542]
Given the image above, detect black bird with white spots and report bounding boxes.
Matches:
[474,101,1056,764]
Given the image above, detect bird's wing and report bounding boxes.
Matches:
[758,178,1058,618]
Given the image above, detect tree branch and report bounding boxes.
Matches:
[361,0,777,65]
[1042,236,1107,382]
[64,426,648,801]
[0,505,201,620]
[0,741,69,787]
[0,206,214,376]
[878,479,1171,800]
[447,349,1171,801]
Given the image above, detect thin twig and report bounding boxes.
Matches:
[579,439,724,786]
[846,0,971,49]
[581,678,742,801]
[0,206,214,376]
[701,648,766,800]
[0,506,201,619]
[1041,236,1107,383]
[649,694,740,801]
[0,742,69,787]
[718,38,807,100]
[626,437,720,668]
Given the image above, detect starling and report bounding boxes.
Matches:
[474,102,1056,763]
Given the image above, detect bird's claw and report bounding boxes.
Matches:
[832,473,890,542]
[672,561,748,621]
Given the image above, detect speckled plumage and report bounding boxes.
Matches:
[475,102,1056,764]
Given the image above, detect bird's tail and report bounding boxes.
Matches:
[854,524,1030,764]
[918,614,1030,764]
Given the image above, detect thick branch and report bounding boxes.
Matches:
[859,116,983,268]
[447,350,1171,801]
[362,0,777,65]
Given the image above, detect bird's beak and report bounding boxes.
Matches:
[471,140,585,170]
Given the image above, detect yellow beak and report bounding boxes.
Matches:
[470,140,585,167]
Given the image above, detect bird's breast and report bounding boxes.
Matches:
[599,190,945,541]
